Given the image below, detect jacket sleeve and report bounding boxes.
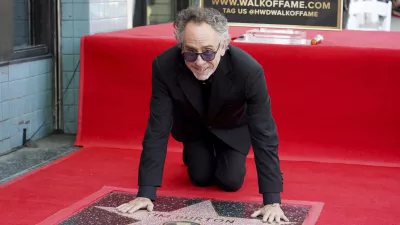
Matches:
[137,186,157,201]
[137,57,173,199]
[245,65,283,203]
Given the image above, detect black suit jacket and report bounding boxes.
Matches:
[138,45,283,203]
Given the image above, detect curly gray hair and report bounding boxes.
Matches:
[173,7,231,48]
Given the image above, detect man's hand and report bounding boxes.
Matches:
[251,203,289,223]
[116,197,154,214]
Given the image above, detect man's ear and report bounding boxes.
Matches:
[220,40,228,56]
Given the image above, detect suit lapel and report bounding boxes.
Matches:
[176,61,204,116]
[176,50,233,120]
[207,53,233,122]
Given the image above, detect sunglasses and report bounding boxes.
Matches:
[182,42,221,62]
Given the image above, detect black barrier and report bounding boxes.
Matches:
[200,0,343,30]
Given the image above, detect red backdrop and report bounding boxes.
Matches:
[75,24,400,164]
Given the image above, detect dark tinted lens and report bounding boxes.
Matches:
[201,50,216,61]
[183,52,198,62]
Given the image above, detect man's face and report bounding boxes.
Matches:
[181,21,226,81]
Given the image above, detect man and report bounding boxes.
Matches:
[117,7,289,223]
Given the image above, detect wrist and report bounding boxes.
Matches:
[265,203,280,207]
[137,186,157,201]
[263,192,281,205]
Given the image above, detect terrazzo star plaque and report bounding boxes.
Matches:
[40,187,323,225]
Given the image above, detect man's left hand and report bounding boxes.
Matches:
[251,203,289,223]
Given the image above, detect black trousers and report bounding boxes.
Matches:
[183,132,247,192]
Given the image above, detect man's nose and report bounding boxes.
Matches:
[194,55,206,66]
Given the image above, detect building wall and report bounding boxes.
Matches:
[0,0,131,153]
[61,0,129,134]
[0,58,53,154]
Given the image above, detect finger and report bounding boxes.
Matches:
[116,203,127,210]
[282,214,290,222]
[274,214,280,223]
[262,212,272,223]
[267,213,276,223]
[251,209,262,218]
[147,203,154,211]
[127,203,144,214]
[117,204,131,213]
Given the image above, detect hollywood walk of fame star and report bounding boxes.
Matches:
[95,200,297,225]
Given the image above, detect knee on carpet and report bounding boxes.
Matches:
[188,168,214,187]
[215,171,244,192]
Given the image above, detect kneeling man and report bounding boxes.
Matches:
[117,6,289,223]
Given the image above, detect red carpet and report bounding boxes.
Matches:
[1,147,400,225]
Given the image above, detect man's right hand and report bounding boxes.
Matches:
[116,197,154,214]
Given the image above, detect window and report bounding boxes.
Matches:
[132,0,197,27]
[0,0,54,64]
[0,1,13,63]
[13,0,30,50]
